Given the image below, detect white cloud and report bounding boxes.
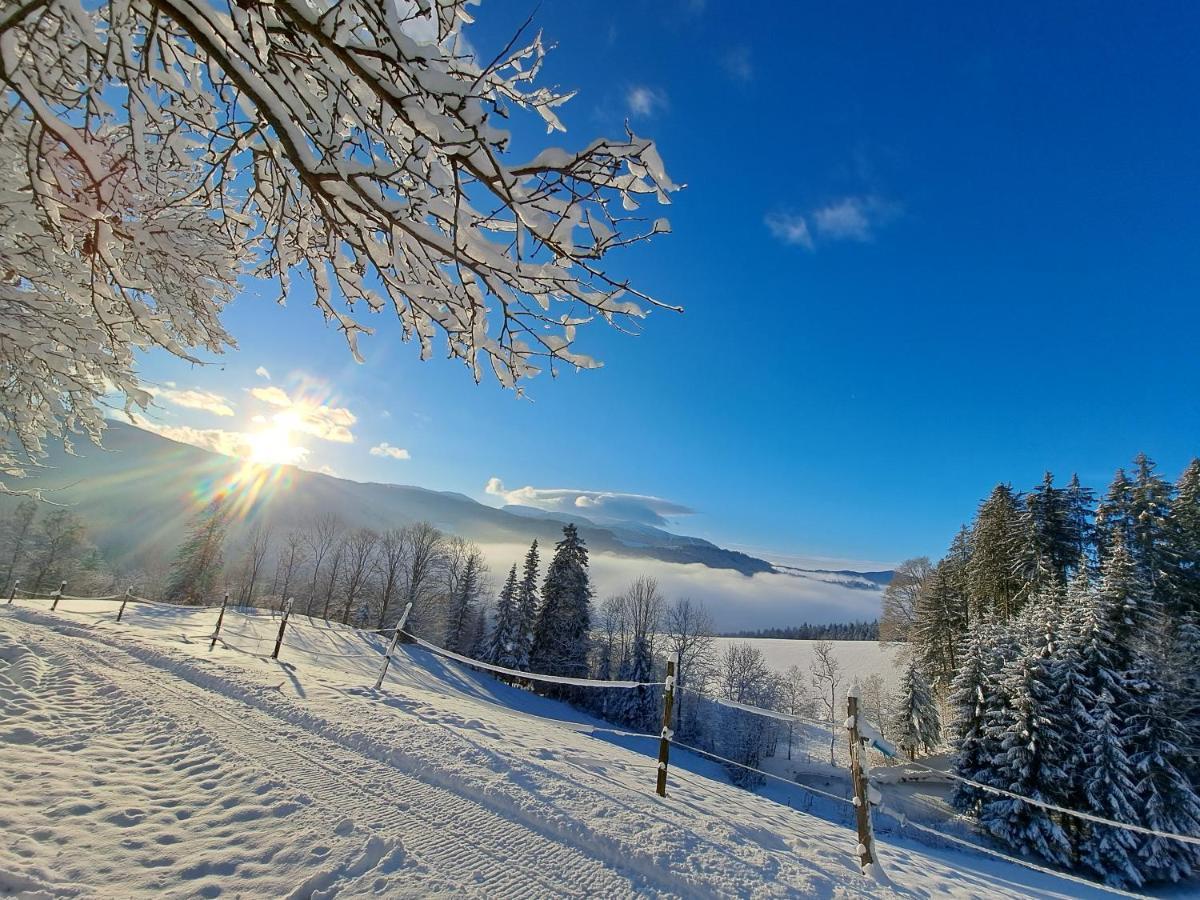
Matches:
[248,386,356,443]
[485,478,693,527]
[128,415,310,466]
[255,366,271,380]
[145,386,235,417]
[768,196,899,249]
[722,46,753,82]
[813,197,873,241]
[626,86,667,117]
[369,442,411,460]
[764,212,813,249]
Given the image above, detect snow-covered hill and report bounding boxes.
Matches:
[0,599,1118,898]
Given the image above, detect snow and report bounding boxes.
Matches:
[710,638,907,686]
[0,597,1123,898]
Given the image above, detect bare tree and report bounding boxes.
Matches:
[880,557,934,642]
[339,528,379,625]
[0,0,678,487]
[402,522,447,638]
[26,508,84,592]
[320,537,347,620]
[270,529,307,610]
[777,664,810,761]
[810,640,844,766]
[236,522,273,608]
[304,513,342,616]
[663,597,715,739]
[373,527,410,630]
[1,499,37,591]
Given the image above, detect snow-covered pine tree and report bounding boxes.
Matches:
[1122,658,1200,884]
[1095,468,1135,565]
[1078,689,1144,887]
[163,497,229,605]
[912,561,966,690]
[1065,473,1097,571]
[611,633,657,731]
[890,659,942,760]
[487,565,521,667]
[530,525,592,678]
[1019,472,1078,595]
[949,624,996,814]
[967,484,1026,622]
[444,547,485,654]
[514,540,540,670]
[1125,454,1176,617]
[980,602,1073,868]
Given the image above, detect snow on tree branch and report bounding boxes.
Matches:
[0,0,679,484]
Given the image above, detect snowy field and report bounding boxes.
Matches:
[0,597,1131,898]
[710,637,906,685]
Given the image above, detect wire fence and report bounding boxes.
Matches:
[5,584,1193,895]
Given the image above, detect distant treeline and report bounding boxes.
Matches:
[722,620,879,641]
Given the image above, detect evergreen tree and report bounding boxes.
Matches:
[981,606,1073,867]
[163,497,229,604]
[444,547,484,653]
[890,659,942,760]
[1123,660,1200,884]
[486,565,521,666]
[530,525,592,678]
[1020,472,1076,593]
[912,561,965,690]
[1095,468,1134,564]
[1168,458,1200,619]
[949,624,995,814]
[610,632,657,731]
[967,484,1026,621]
[1064,473,1096,569]
[514,540,540,669]
[1126,454,1175,617]
[1078,689,1144,887]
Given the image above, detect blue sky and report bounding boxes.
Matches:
[133,0,1200,567]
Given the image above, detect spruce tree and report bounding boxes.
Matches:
[890,659,941,760]
[514,539,540,670]
[163,497,229,605]
[981,606,1073,868]
[1095,468,1134,564]
[487,565,521,666]
[1064,473,1096,570]
[1123,660,1200,884]
[949,624,995,814]
[1021,472,1076,592]
[1078,689,1144,887]
[530,525,592,678]
[611,632,657,731]
[912,562,965,690]
[967,485,1026,621]
[444,549,483,653]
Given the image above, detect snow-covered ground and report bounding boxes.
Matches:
[0,597,1128,898]
[710,637,906,686]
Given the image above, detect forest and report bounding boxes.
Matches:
[880,454,1200,887]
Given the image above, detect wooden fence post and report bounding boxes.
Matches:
[373,602,413,691]
[116,587,133,623]
[7,579,18,604]
[210,592,230,651]
[847,689,879,876]
[50,581,66,612]
[272,598,293,660]
[655,653,678,798]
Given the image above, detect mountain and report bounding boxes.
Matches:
[17,422,778,576]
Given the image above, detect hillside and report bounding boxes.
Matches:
[0,598,1119,898]
[25,421,775,576]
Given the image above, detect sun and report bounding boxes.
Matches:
[246,423,302,466]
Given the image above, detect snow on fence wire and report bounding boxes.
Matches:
[5,586,1188,894]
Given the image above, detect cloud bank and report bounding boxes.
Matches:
[486,478,693,527]
[370,442,411,460]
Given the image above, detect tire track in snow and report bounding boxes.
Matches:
[31,615,667,899]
